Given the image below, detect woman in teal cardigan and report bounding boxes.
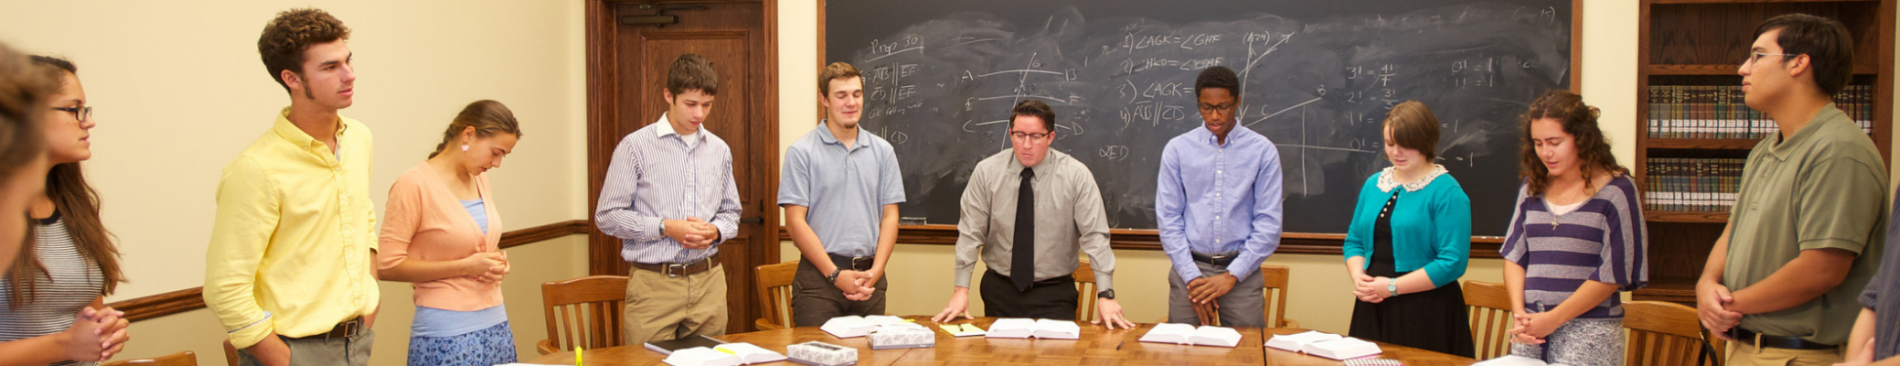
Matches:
[1341,101,1475,357]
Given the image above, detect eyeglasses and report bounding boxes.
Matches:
[53,106,91,122]
[1198,103,1235,114]
[1743,51,1796,66]
[1009,131,1051,142]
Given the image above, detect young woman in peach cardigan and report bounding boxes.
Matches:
[377,100,522,366]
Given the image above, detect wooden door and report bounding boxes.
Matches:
[586,0,780,334]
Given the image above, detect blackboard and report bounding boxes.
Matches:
[827,0,1577,237]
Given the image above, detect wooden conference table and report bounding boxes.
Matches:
[529,317,1476,365]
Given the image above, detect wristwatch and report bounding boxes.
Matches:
[1097,289,1115,299]
[826,267,844,284]
[1387,278,1399,296]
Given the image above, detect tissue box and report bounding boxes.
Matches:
[787,341,857,366]
[868,323,936,350]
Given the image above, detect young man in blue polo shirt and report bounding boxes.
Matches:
[779,62,905,327]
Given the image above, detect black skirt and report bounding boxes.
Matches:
[1347,190,1475,358]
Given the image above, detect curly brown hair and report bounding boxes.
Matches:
[257,8,350,94]
[1519,90,1627,195]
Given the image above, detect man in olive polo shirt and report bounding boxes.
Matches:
[1695,14,1887,366]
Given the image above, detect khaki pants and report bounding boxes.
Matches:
[237,328,374,366]
[1727,341,1844,366]
[623,263,728,345]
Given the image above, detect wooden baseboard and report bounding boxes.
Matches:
[112,219,593,322]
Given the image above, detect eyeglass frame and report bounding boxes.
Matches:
[53,105,92,122]
[1743,51,1798,67]
[1008,131,1053,142]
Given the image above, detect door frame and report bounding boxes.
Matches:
[583,0,781,286]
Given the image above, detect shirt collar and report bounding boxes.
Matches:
[1008,149,1062,178]
[654,113,705,142]
[1198,119,1248,147]
[1769,103,1848,159]
[270,106,347,152]
[815,120,869,149]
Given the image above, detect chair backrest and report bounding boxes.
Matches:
[1624,300,1719,366]
[221,340,237,366]
[754,261,798,330]
[1259,264,1292,328]
[1074,261,1098,322]
[103,351,197,366]
[1464,280,1513,360]
[542,275,630,352]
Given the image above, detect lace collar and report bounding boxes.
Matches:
[1377,164,1448,193]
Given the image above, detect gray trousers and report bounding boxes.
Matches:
[791,259,889,327]
[1167,259,1267,327]
[237,328,375,366]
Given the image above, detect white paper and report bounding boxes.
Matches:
[985,318,1037,339]
[1138,323,1239,347]
[1301,337,1383,360]
[712,342,786,364]
[1264,330,1343,351]
[1031,319,1081,339]
[662,347,741,366]
[821,316,882,338]
[1473,355,1562,366]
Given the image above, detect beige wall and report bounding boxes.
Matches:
[0,0,590,301]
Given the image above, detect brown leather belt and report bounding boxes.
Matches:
[631,253,720,278]
[289,317,364,341]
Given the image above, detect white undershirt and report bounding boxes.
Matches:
[1548,200,1587,216]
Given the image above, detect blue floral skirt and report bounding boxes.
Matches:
[407,321,517,366]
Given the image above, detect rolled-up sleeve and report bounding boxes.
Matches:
[203,158,280,348]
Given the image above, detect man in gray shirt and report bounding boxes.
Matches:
[779,62,905,327]
[929,100,1135,329]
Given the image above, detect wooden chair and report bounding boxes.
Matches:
[539,275,629,355]
[1258,264,1299,328]
[1624,300,1721,366]
[102,351,197,366]
[1075,261,1099,322]
[754,261,798,330]
[1464,280,1513,360]
[221,340,237,366]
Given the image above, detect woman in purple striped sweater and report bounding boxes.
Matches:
[1500,90,1649,366]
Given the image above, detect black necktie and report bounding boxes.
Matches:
[1012,167,1036,292]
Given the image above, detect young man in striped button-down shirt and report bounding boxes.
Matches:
[594,54,743,345]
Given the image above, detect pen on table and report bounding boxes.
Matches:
[1116,341,1124,350]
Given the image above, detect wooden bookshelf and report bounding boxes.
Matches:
[1635,0,1895,304]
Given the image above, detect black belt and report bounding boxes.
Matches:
[1191,251,1236,266]
[289,317,364,341]
[827,254,874,271]
[986,270,1072,288]
[1729,327,1837,350]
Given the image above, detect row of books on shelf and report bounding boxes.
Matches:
[1646,84,1874,139]
[1643,157,1743,213]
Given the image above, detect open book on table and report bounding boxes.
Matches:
[1265,330,1383,360]
[819,315,907,338]
[1137,323,1242,347]
[984,318,1080,339]
[659,342,787,366]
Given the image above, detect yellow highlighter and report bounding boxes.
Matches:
[575,346,583,366]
